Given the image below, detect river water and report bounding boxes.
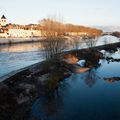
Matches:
[28,48,120,120]
[0,42,44,80]
[0,35,120,120]
[0,35,119,80]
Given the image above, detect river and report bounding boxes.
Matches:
[0,35,119,80]
[0,42,44,80]
[0,35,120,120]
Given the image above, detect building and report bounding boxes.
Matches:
[0,15,7,27]
[0,15,43,38]
[0,15,94,38]
[8,28,42,38]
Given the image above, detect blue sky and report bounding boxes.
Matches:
[0,0,120,26]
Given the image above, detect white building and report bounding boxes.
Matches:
[8,29,42,38]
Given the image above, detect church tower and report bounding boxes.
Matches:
[0,15,7,26]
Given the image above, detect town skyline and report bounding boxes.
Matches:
[0,0,120,26]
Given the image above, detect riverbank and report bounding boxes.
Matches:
[0,42,120,120]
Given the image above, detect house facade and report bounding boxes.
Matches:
[0,15,43,38]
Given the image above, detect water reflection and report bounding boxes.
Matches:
[28,48,120,120]
[71,67,101,88]
[29,80,69,120]
[41,93,63,116]
[83,69,101,87]
[0,42,42,52]
[28,55,103,119]
[0,42,44,79]
[104,77,120,83]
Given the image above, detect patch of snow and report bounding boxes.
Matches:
[96,35,119,46]
[77,60,86,67]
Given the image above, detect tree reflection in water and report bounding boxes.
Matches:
[41,92,63,116]
[83,68,101,87]
[70,53,102,88]
[42,80,70,117]
[70,56,102,88]
[81,53,102,87]
[29,80,69,120]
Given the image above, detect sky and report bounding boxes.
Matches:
[0,0,120,26]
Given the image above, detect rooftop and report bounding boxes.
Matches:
[1,15,6,19]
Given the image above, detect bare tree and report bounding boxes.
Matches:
[83,35,98,48]
[40,16,65,37]
[103,37,109,45]
[70,36,82,50]
[39,16,68,60]
[42,36,67,59]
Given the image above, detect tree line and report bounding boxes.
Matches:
[39,18,102,37]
